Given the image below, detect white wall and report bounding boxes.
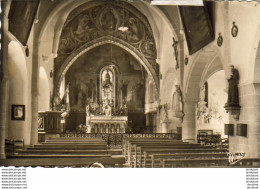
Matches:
[8,41,31,145]
[196,70,229,137]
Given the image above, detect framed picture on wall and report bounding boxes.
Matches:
[11,105,25,121]
[179,5,214,55]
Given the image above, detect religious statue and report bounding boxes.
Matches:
[225,65,239,107]
[104,105,111,117]
[172,85,183,112]
[162,104,169,122]
[171,85,184,122]
[172,37,179,70]
[103,72,112,89]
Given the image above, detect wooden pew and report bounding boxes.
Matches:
[16,149,118,155]
[150,153,228,168]
[126,141,194,165]
[123,138,182,161]
[162,158,229,168]
[123,138,185,162]
[134,145,219,168]
[142,148,228,168]
[0,156,125,168]
[31,143,108,150]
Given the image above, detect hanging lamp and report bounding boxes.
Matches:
[118,1,128,32]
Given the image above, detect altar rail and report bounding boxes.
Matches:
[60,133,180,149]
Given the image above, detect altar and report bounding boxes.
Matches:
[89,115,127,133]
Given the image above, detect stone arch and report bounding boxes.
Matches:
[253,40,260,83]
[182,45,224,140]
[54,36,159,100]
[184,46,224,101]
[248,19,260,84]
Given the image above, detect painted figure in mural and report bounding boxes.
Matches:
[226,65,239,107]
[118,80,128,106]
[88,79,96,103]
[172,85,183,112]
[132,81,144,108]
[77,89,84,107]
[74,14,91,41]
[101,10,117,31]
[103,72,112,89]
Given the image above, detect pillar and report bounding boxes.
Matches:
[0,77,9,159]
[182,101,197,142]
[229,83,260,158]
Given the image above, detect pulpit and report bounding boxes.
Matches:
[38,111,63,133]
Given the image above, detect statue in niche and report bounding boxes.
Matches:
[104,104,112,117]
[197,82,209,120]
[162,104,169,122]
[197,84,208,120]
[225,65,240,107]
[171,85,184,122]
[103,72,112,89]
[172,85,183,112]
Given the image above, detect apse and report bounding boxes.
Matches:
[59,44,148,133]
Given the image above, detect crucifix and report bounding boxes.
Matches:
[172,37,179,70]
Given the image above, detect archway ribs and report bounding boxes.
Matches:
[54,36,159,100]
[55,1,158,79]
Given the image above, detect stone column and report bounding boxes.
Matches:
[228,83,260,158]
[30,37,40,146]
[182,101,197,142]
[0,27,10,159]
[0,77,9,159]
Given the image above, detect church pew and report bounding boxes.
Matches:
[31,144,108,150]
[123,138,176,162]
[7,154,112,158]
[126,141,214,166]
[149,153,228,168]
[126,142,193,164]
[40,141,107,145]
[46,137,104,141]
[125,140,193,163]
[0,156,125,168]
[162,158,229,168]
[16,149,122,155]
[123,138,183,159]
[139,148,228,168]
[133,145,219,167]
